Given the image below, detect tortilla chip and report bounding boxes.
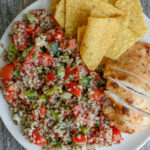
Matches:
[90,2,123,18]
[80,17,118,71]
[115,12,129,27]
[54,0,65,28]
[77,26,86,46]
[106,24,139,59]
[108,0,117,5]
[115,0,148,37]
[91,8,129,27]
[50,0,60,10]
[65,0,123,37]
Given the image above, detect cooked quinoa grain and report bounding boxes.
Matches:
[0,9,122,150]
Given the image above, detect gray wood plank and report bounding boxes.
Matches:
[0,0,150,150]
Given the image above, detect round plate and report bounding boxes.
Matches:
[0,0,150,150]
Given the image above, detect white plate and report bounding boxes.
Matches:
[0,0,150,150]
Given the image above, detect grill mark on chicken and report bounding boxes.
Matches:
[126,99,133,104]
[146,48,150,56]
[122,107,129,115]
[111,82,118,88]
[109,76,150,98]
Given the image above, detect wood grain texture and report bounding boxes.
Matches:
[0,0,150,150]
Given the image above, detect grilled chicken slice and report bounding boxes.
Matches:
[103,100,146,134]
[104,42,150,85]
[102,42,150,134]
[107,77,150,113]
[104,66,150,98]
[102,91,150,134]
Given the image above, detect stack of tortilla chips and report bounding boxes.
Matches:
[51,0,148,71]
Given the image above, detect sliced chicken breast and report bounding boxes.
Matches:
[104,66,150,98]
[106,78,150,113]
[103,101,146,134]
[104,90,150,126]
[104,42,150,85]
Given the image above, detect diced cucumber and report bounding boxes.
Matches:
[56,143,62,149]
[46,90,55,96]
[60,55,70,62]
[26,90,37,97]
[13,70,20,77]
[46,86,63,96]
[55,113,60,121]
[39,95,46,101]
[9,43,18,54]
[50,110,60,121]
[79,76,89,87]
[80,126,88,134]
[25,13,35,24]
[38,66,44,70]
[50,110,56,117]
[57,66,65,78]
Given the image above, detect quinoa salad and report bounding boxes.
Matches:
[0,9,122,150]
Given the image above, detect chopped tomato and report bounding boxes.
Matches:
[68,39,75,50]
[92,89,101,100]
[53,31,63,42]
[38,53,54,67]
[112,126,122,144]
[64,66,74,80]
[33,26,42,37]
[21,46,41,71]
[73,135,87,144]
[31,46,41,55]
[13,60,20,68]
[26,25,33,35]
[39,106,46,116]
[32,130,47,146]
[0,64,14,84]
[46,33,53,43]
[66,82,82,97]
[75,65,88,81]
[88,138,96,144]
[51,10,55,19]
[47,73,56,82]
[73,105,84,118]
[19,98,29,106]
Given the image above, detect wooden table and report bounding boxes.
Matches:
[0,0,150,149]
